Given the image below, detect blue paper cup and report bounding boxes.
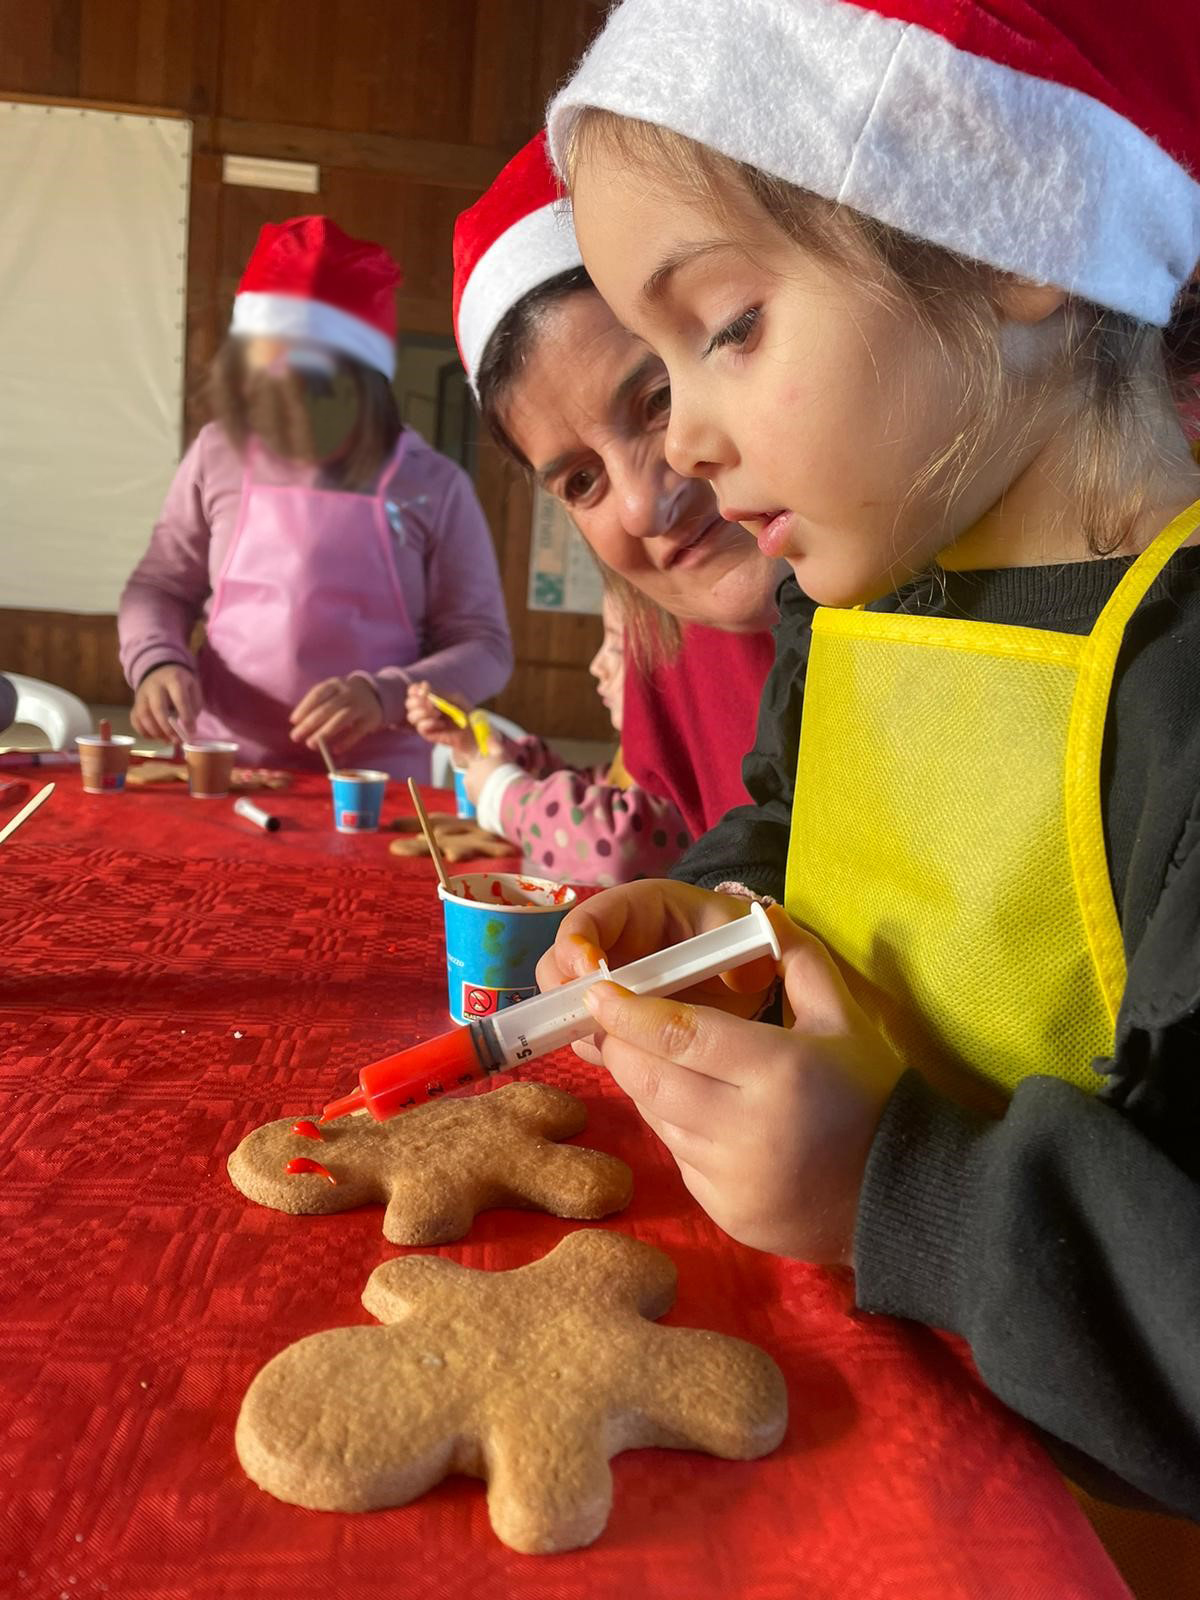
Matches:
[329,769,389,833]
[452,763,476,820]
[438,872,578,1024]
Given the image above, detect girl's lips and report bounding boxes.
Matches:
[735,509,795,559]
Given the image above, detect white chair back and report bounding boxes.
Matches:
[7,673,94,748]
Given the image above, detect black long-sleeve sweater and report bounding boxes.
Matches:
[673,551,1200,1520]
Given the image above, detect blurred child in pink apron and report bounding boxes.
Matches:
[119,216,512,779]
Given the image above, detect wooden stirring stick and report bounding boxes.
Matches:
[0,782,54,846]
[316,735,337,777]
[407,776,450,894]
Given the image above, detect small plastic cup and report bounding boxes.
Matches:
[77,734,135,794]
[183,740,238,798]
[452,762,476,820]
[438,871,577,1025]
[329,769,389,833]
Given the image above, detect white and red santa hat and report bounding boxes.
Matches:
[230,216,402,379]
[547,0,1200,327]
[453,131,584,392]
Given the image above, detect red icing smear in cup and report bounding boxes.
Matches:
[290,1119,324,1141]
[285,1157,337,1184]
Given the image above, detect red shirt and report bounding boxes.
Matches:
[621,623,776,838]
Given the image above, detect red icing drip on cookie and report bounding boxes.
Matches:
[290,1119,324,1141]
[285,1157,337,1183]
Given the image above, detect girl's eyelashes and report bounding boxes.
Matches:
[704,306,761,358]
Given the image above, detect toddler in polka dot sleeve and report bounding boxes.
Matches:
[407,597,691,887]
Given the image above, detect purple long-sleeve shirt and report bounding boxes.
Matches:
[118,422,513,729]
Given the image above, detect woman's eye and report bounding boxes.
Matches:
[705,307,761,357]
[563,466,600,504]
[645,385,671,420]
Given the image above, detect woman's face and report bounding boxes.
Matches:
[589,598,626,732]
[498,292,783,632]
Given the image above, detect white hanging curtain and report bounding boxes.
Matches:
[0,100,190,612]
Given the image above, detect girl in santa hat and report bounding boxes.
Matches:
[118,216,512,779]
[443,131,790,841]
[538,0,1200,1536]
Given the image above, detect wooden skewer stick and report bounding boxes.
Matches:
[407,777,450,895]
[315,736,337,777]
[0,782,54,846]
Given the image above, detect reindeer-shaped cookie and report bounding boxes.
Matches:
[236,1229,788,1553]
[227,1081,632,1244]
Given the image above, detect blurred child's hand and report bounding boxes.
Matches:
[575,905,905,1264]
[536,880,780,1028]
[290,674,383,752]
[131,663,202,742]
[405,681,476,762]
[464,754,506,804]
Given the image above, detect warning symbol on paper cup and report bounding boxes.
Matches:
[463,985,498,1016]
[461,984,536,1017]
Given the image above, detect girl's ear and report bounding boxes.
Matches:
[993,278,1067,326]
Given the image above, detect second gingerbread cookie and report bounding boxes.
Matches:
[227,1081,632,1244]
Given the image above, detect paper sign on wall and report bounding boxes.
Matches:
[526,488,604,615]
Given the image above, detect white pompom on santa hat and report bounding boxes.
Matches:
[547,0,1200,327]
[231,215,402,380]
[453,131,583,393]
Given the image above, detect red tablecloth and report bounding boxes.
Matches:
[0,770,1130,1599]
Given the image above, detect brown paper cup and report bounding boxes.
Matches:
[183,741,238,798]
[76,735,135,794]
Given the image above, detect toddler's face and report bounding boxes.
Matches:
[572,148,1032,606]
[589,601,626,732]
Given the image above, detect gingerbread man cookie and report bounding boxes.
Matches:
[227,1081,632,1245]
[236,1229,787,1553]
[389,813,512,861]
[126,761,290,791]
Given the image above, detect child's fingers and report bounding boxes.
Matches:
[290,678,340,725]
[291,696,348,745]
[570,1034,605,1067]
[544,882,749,983]
[169,672,201,734]
[585,982,748,1089]
[313,706,359,750]
[597,1013,738,1131]
[773,916,858,1035]
[536,930,607,993]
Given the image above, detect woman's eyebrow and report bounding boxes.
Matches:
[642,239,734,305]
[534,449,583,487]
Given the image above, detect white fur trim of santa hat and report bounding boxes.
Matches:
[547,0,1200,327]
[456,201,582,392]
[231,291,396,379]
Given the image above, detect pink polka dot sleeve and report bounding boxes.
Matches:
[495,755,692,887]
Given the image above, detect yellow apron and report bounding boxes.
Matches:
[784,498,1200,1599]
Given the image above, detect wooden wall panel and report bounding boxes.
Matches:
[77,0,219,113]
[0,0,607,737]
[220,0,479,141]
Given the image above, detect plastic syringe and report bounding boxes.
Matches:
[321,901,779,1123]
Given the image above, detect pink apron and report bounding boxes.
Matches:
[197,437,428,779]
